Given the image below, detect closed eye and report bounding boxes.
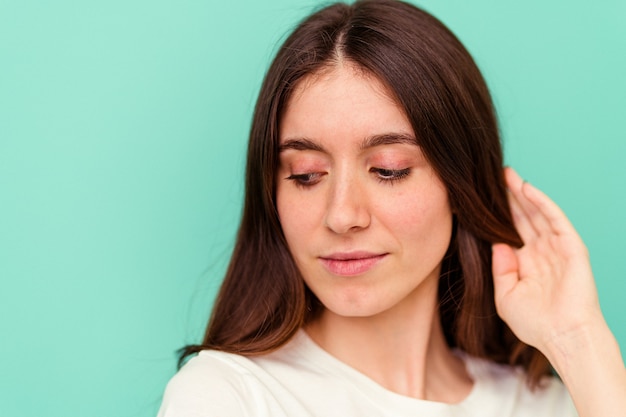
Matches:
[286,172,325,187]
[371,167,411,184]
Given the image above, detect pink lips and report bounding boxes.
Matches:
[319,251,387,276]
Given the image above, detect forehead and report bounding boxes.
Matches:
[286,63,397,110]
[279,64,412,143]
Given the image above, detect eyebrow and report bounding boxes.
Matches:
[359,133,417,150]
[278,133,417,153]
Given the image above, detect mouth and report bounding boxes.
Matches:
[319,252,387,276]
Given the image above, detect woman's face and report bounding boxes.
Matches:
[276,65,453,318]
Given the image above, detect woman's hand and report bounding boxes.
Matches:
[492,167,626,417]
[491,167,601,351]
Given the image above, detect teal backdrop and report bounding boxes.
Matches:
[1,0,624,415]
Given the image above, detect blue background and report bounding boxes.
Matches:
[1,0,624,415]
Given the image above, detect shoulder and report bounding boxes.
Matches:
[157,335,323,417]
[157,350,264,417]
[462,355,578,417]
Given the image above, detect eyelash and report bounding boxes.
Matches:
[286,172,324,187]
[286,168,411,188]
[372,167,411,184]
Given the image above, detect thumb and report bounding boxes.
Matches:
[492,243,519,310]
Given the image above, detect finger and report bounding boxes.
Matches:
[492,243,519,312]
[505,167,552,236]
[504,166,524,191]
[520,180,577,237]
[507,188,536,244]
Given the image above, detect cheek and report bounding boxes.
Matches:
[380,186,452,244]
[276,186,322,250]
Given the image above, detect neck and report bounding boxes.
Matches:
[305,276,473,403]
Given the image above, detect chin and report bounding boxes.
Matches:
[316,291,399,319]
[308,272,440,321]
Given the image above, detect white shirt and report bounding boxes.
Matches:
[158,330,578,416]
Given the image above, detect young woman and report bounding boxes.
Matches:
[158,1,626,415]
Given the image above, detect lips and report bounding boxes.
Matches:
[319,252,387,276]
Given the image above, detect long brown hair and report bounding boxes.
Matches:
[181,0,550,387]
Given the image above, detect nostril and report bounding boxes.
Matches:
[324,190,370,234]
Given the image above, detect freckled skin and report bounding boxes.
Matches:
[276,65,453,318]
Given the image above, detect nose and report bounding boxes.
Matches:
[324,172,371,234]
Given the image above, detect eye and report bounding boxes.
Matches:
[371,167,411,184]
[286,172,324,187]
